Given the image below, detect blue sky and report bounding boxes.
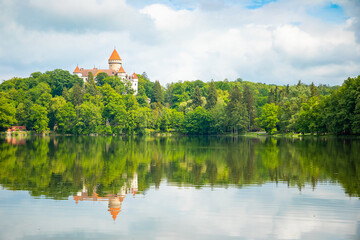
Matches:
[0,0,359,85]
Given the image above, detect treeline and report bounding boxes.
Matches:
[0,69,359,135]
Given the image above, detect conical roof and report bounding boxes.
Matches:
[132,73,138,79]
[108,207,121,221]
[73,66,81,73]
[109,49,121,61]
[118,66,126,73]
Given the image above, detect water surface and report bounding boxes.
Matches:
[0,136,359,239]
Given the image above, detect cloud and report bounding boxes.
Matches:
[0,0,359,85]
[1,183,358,239]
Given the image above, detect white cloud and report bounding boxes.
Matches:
[2,183,358,239]
[0,0,359,85]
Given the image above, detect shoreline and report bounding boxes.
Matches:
[1,131,359,139]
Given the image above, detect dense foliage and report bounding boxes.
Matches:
[0,69,358,135]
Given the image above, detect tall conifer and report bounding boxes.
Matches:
[310,82,319,97]
[192,86,203,108]
[226,85,249,134]
[243,84,256,130]
[206,82,217,109]
[152,81,163,104]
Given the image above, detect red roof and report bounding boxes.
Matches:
[118,66,126,73]
[79,68,116,77]
[132,73,138,79]
[109,49,121,61]
[73,66,81,73]
[108,207,121,221]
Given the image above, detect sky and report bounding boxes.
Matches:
[1,183,359,239]
[0,0,359,86]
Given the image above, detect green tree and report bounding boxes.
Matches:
[226,86,249,134]
[256,103,279,134]
[181,107,213,135]
[136,85,148,107]
[243,84,256,130]
[152,81,163,104]
[210,99,226,134]
[75,101,102,134]
[291,96,325,135]
[15,102,27,126]
[49,96,76,133]
[85,72,100,96]
[0,94,16,130]
[72,82,84,106]
[325,76,360,134]
[205,82,217,109]
[30,104,49,133]
[192,86,203,108]
[46,69,82,96]
[58,102,77,133]
[96,72,109,86]
[103,76,126,94]
[310,82,319,97]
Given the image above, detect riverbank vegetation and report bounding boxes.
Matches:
[0,69,359,135]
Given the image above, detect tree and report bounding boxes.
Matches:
[30,104,49,133]
[226,85,249,134]
[75,101,102,134]
[124,94,139,111]
[49,96,76,133]
[15,102,27,126]
[103,76,126,94]
[136,85,148,107]
[210,99,226,134]
[85,72,100,96]
[181,107,213,135]
[0,94,16,130]
[243,84,256,130]
[72,82,84,106]
[290,96,325,135]
[96,72,109,86]
[268,89,275,103]
[138,74,154,100]
[256,103,279,134]
[46,69,82,96]
[310,82,319,97]
[325,76,360,134]
[152,81,163,104]
[142,72,149,80]
[192,86,203,108]
[206,82,217,109]
[58,102,77,133]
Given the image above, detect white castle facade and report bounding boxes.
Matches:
[73,49,138,94]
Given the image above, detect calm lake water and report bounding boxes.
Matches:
[0,136,359,239]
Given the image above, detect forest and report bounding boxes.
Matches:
[0,69,359,135]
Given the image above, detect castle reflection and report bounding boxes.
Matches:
[73,173,138,221]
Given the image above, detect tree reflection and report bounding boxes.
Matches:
[0,135,359,201]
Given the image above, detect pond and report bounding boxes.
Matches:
[0,136,359,239]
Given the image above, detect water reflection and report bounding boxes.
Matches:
[73,173,138,221]
[0,136,359,199]
[0,136,359,239]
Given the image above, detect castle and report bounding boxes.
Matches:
[73,173,138,221]
[73,49,138,94]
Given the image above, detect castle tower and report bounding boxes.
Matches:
[108,49,122,71]
[131,73,138,95]
[108,198,122,221]
[73,65,82,78]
